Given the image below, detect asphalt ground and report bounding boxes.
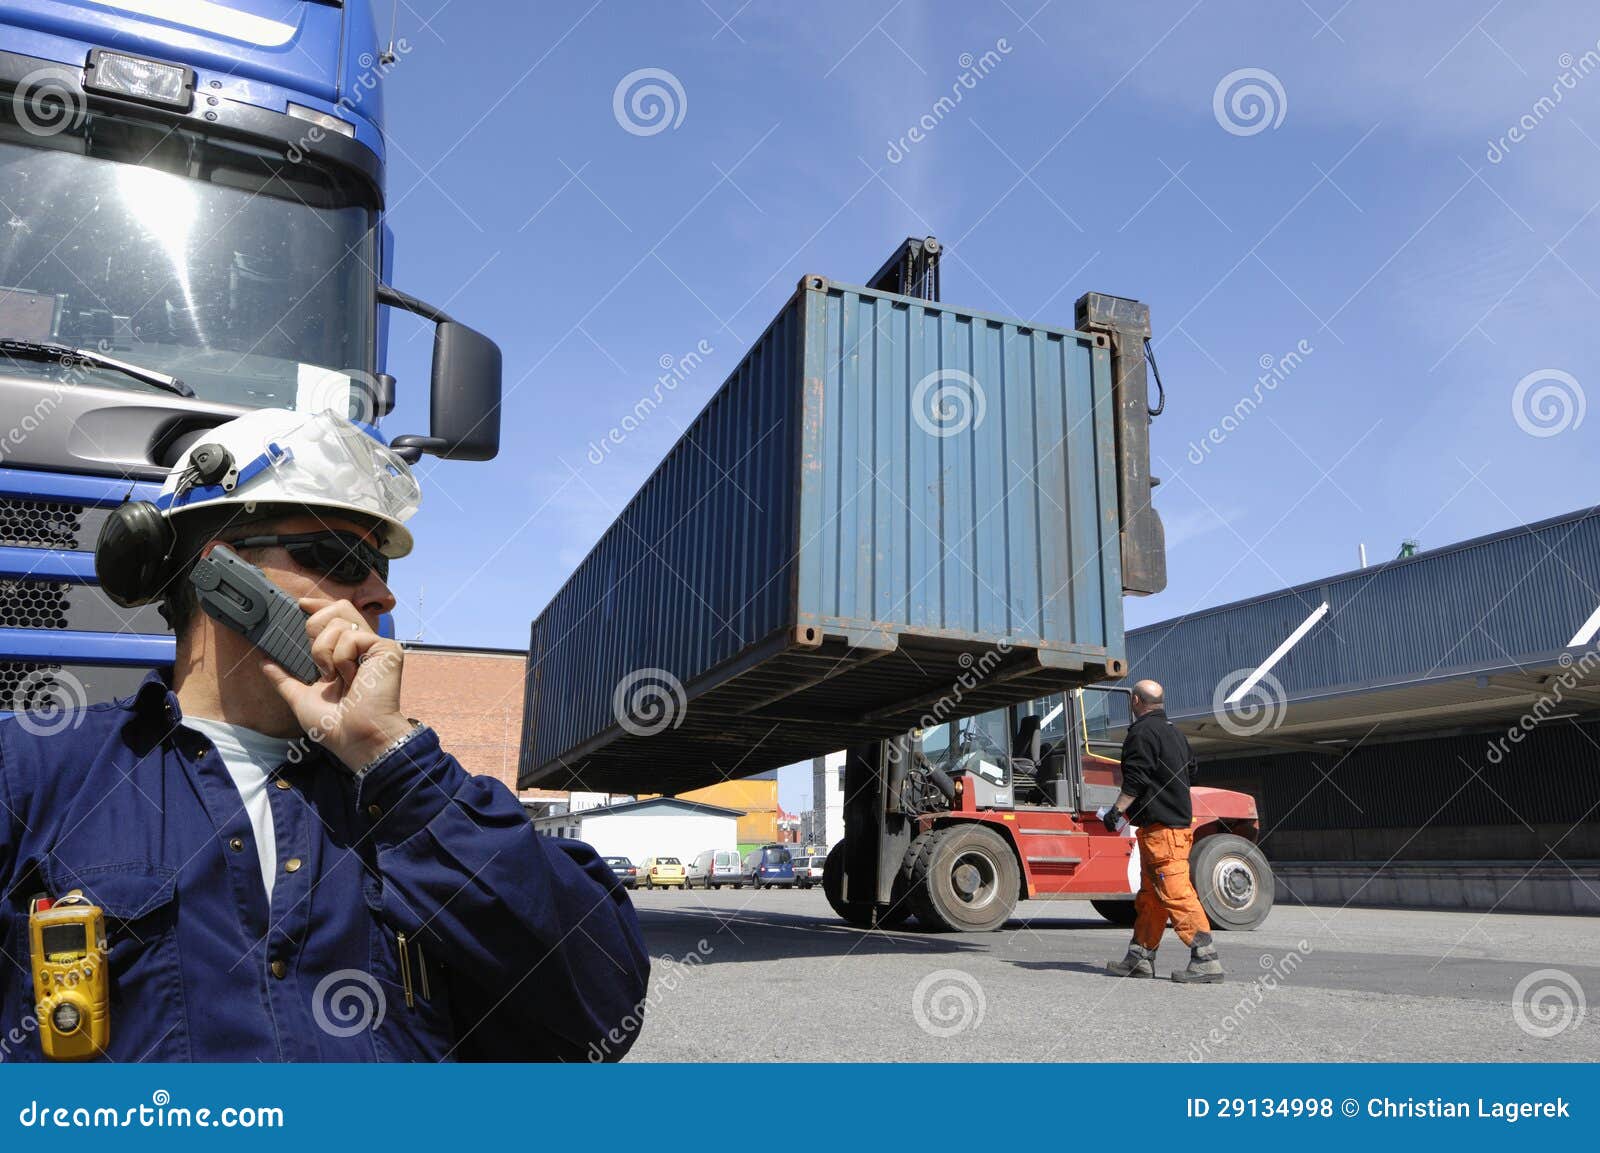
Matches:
[620,886,1600,1062]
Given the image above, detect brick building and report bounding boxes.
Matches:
[400,644,779,827]
[398,643,564,807]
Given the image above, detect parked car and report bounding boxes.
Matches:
[603,856,640,890]
[791,854,826,888]
[742,845,795,889]
[641,856,687,889]
[687,849,744,889]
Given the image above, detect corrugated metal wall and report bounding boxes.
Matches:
[1208,720,1600,831]
[1201,718,1600,861]
[1128,508,1600,717]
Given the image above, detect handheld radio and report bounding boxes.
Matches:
[190,544,321,683]
[28,893,110,1061]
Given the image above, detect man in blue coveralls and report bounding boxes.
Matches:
[0,408,649,1061]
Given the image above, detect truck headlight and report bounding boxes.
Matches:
[84,49,194,110]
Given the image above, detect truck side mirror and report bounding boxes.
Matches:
[377,283,502,462]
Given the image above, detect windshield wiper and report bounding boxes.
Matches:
[0,339,195,398]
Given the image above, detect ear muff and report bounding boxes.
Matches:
[94,501,177,608]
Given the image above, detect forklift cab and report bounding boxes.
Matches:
[919,685,1133,814]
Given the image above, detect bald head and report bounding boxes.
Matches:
[1131,679,1165,716]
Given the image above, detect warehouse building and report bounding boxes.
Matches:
[1124,507,1600,914]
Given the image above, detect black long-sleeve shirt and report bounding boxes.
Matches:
[1119,707,1195,829]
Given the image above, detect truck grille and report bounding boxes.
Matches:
[0,579,69,630]
[0,497,85,550]
[0,660,67,709]
[0,661,151,710]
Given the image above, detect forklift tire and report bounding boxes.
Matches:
[1191,833,1274,931]
[823,843,913,929]
[1090,899,1138,927]
[906,825,1019,933]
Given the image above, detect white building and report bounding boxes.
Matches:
[804,751,846,850]
[531,797,741,864]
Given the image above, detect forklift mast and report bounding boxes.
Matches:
[867,236,942,302]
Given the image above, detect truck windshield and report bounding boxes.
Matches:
[0,109,375,410]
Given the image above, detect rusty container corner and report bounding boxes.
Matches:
[520,276,1145,795]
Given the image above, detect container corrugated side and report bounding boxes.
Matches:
[522,277,1126,793]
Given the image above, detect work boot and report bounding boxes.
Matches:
[1171,932,1224,984]
[1105,941,1156,978]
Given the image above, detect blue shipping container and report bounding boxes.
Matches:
[521,277,1143,793]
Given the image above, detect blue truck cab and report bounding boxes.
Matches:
[0,0,500,708]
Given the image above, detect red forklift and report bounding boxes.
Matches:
[823,685,1274,932]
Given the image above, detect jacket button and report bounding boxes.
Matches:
[270,960,287,980]
[229,837,244,853]
[274,778,292,790]
[367,804,382,819]
[284,858,303,873]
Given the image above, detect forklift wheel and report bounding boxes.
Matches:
[1191,833,1274,930]
[1090,899,1138,927]
[906,825,1019,933]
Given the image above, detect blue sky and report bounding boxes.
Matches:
[371,2,1599,811]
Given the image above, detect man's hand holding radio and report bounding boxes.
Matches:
[261,596,415,773]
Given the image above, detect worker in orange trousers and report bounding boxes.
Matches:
[1104,680,1223,983]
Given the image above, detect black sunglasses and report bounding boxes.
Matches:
[226,531,389,586]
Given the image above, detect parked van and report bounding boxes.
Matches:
[687,849,744,889]
[742,845,795,889]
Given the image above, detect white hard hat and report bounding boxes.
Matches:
[155,409,421,557]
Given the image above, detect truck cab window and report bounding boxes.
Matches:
[0,107,376,410]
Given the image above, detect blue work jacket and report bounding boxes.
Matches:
[0,674,649,1062]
